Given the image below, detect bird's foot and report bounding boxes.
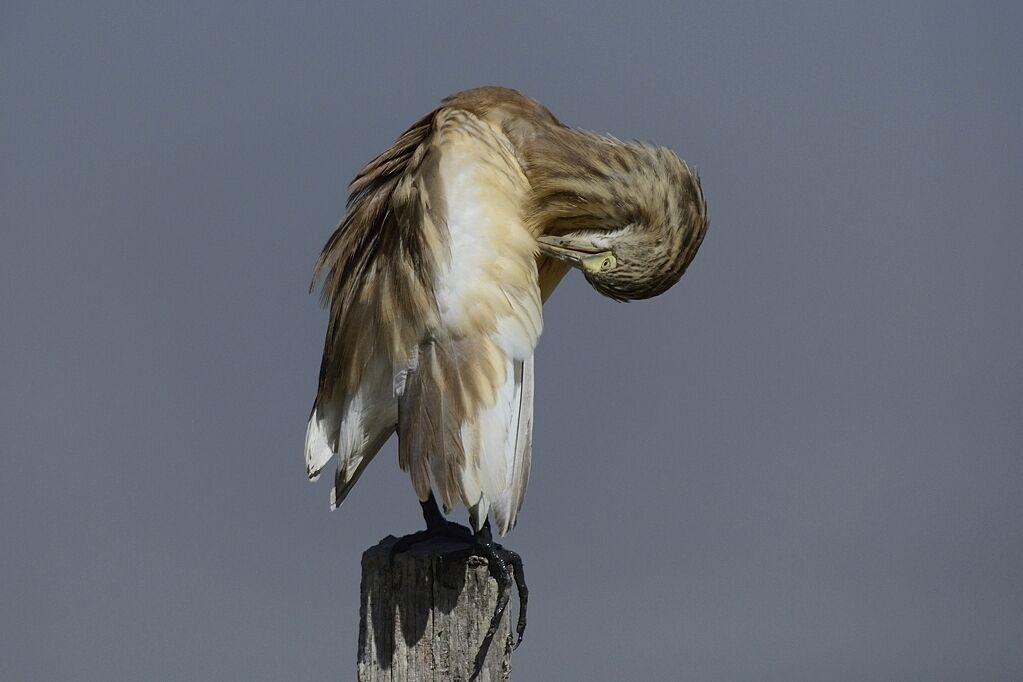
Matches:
[462,523,528,681]
[388,520,475,561]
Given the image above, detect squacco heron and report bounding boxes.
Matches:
[306,86,707,672]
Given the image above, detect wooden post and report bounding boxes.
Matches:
[358,535,514,681]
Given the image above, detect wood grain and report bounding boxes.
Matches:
[358,535,513,681]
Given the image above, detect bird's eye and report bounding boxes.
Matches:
[582,252,616,274]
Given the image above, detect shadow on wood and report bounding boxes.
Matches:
[358,535,513,681]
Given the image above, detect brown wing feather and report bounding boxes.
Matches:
[306,110,443,503]
[311,111,441,403]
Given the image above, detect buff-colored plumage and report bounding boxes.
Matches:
[307,87,707,535]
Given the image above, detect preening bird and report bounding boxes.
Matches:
[306,86,707,665]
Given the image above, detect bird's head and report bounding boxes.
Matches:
[531,139,708,301]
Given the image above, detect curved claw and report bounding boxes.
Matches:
[506,549,528,648]
[468,523,527,681]
[469,540,513,681]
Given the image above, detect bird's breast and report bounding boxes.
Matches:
[430,113,539,345]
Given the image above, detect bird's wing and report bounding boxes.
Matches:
[309,107,542,531]
[305,109,437,507]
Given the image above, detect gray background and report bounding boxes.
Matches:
[3,2,1021,680]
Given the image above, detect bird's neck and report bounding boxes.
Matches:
[520,126,655,236]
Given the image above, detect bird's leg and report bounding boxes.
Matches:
[468,518,528,681]
[389,492,473,559]
[419,490,462,533]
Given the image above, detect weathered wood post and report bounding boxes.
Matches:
[358,535,514,681]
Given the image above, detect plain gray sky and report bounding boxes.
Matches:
[2,1,1021,680]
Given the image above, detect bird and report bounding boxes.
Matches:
[305,86,707,671]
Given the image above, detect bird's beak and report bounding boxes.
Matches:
[535,234,606,267]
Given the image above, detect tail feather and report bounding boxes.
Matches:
[304,403,335,482]
[485,355,534,536]
[308,358,397,509]
[330,428,393,510]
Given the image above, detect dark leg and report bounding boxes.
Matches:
[468,519,528,681]
[419,490,448,529]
